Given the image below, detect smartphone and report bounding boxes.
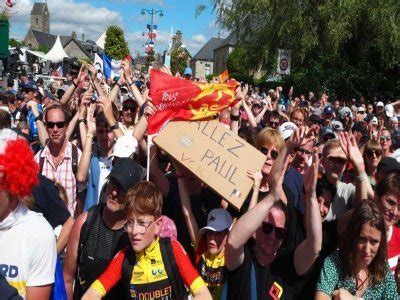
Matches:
[91,92,98,102]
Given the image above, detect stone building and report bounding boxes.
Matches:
[30,2,50,34]
[190,37,223,79]
[213,33,237,75]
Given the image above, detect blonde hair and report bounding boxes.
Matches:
[256,128,285,152]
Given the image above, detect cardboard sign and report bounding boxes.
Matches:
[154,120,266,210]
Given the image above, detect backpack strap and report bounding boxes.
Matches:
[39,149,44,174]
[71,143,78,176]
[76,204,102,290]
[159,237,188,300]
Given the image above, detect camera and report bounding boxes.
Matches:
[64,58,82,78]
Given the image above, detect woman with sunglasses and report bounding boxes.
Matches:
[119,98,138,136]
[225,127,322,299]
[380,129,393,157]
[316,200,397,299]
[363,140,382,190]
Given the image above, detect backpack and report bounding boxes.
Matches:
[121,237,189,300]
[39,143,79,176]
[73,204,102,299]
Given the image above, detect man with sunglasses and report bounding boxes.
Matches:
[35,104,83,217]
[224,127,322,299]
[119,98,138,136]
[64,158,143,300]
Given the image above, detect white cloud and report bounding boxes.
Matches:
[192,34,206,44]
[8,0,122,41]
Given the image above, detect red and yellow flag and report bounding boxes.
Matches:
[148,69,239,134]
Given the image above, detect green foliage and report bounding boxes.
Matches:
[104,25,130,60]
[227,46,250,75]
[146,49,155,67]
[207,0,400,99]
[171,48,189,75]
[205,73,217,81]
[9,38,24,47]
[37,44,50,54]
[0,12,9,21]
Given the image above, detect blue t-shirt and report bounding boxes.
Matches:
[27,103,43,142]
[284,166,304,214]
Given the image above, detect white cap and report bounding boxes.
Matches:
[385,104,394,118]
[199,208,233,235]
[278,104,286,112]
[371,116,378,125]
[278,122,297,140]
[111,135,138,158]
[376,101,384,107]
[357,106,365,113]
[331,120,344,131]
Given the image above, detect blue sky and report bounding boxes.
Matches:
[7,0,227,56]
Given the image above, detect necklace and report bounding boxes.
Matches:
[356,270,368,291]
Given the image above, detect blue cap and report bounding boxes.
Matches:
[323,105,334,115]
[23,80,39,92]
[44,90,56,101]
[183,67,192,76]
[320,126,336,139]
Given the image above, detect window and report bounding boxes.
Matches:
[35,18,39,25]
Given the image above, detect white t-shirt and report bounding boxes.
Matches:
[324,181,356,221]
[0,203,57,298]
[97,156,113,200]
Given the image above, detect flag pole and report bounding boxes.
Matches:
[146,136,151,181]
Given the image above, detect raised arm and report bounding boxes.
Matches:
[76,103,96,183]
[122,59,145,107]
[66,110,79,142]
[27,100,48,147]
[133,101,155,142]
[246,169,262,211]
[97,96,123,139]
[294,148,322,275]
[60,65,85,108]
[338,132,374,202]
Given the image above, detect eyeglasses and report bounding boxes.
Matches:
[124,219,155,234]
[295,147,312,157]
[260,147,279,160]
[268,121,280,128]
[328,156,348,165]
[380,136,391,142]
[365,149,382,157]
[46,121,66,129]
[261,222,287,240]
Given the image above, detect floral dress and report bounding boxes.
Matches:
[316,249,398,299]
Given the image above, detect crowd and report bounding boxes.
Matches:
[0,59,400,300]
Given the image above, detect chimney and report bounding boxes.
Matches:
[82,33,85,42]
[71,31,77,39]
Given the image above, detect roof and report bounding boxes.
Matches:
[214,32,237,51]
[31,3,47,15]
[43,35,68,63]
[192,37,223,61]
[31,30,70,49]
[63,38,94,60]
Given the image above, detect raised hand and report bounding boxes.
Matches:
[86,64,97,81]
[86,103,96,135]
[121,59,131,78]
[303,147,319,196]
[247,169,262,190]
[286,126,314,152]
[338,131,364,172]
[144,101,156,119]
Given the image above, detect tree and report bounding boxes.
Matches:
[227,46,250,75]
[37,44,50,54]
[171,48,189,75]
[203,1,400,99]
[9,38,24,48]
[104,25,130,60]
[146,48,155,67]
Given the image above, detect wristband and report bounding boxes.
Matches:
[355,172,368,182]
[110,121,119,130]
[230,114,240,121]
[86,133,94,139]
[78,119,87,125]
[127,81,134,86]
[72,80,78,88]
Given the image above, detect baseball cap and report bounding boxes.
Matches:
[323,105,334,115]
[23,80,39,92]
[112,135,138,158]
[339,107,353,119]
[252,99,262,107]
[331,120,344,131]
[320,126,336,140]
[199,208,233,235]
[183,67,192,76]
[376,101,384,107]
[278,104,286,112]
[357,106,365,113]
[278,122,297,140]
[107,158,143,193]
[309,114,322,125]
[44,90,56,101]
[385,104,394,118]
[377,157,400,175]
[371,116,378,126]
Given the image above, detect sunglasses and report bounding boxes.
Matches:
[365,149,382,157]
[269,121,280,127]
[328,156,348,165]
[295,147,312,157]
[262,222,287,240]
[46,121,66,129]
[123,106,137,112]
[260,147,279,160]
[380,136,391,142]
[357,111,365,114]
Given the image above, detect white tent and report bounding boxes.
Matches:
[96,31,106,49]
[43,35,68,63]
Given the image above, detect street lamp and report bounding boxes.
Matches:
[141,8,163,42]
